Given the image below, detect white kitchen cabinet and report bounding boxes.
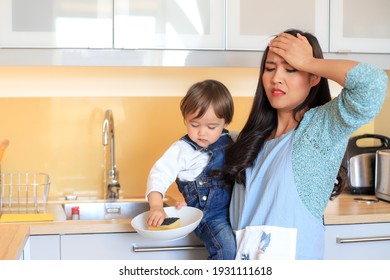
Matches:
[61,232,209,260]
[324,223,390,259]
[21,237,31,260]
[0,0,113,48]
[329,0,390,53]
[0,0,389,67]
[226,0,329,51]
[25,235,61,260]
[114,0,225,50]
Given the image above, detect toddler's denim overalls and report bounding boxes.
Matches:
[176,130,236,260]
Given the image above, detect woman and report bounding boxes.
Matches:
[224,29,388,260]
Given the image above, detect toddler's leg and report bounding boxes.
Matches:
[198,221,236,260]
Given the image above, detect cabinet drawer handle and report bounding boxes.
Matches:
[133,245,205,252]
[105,207,121,214]
[336,236,390,244]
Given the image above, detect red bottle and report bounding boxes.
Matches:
[71,206,80,220]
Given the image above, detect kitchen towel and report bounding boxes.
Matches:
[0,213,54,223]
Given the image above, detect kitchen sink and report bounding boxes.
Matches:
[62,200,167,221]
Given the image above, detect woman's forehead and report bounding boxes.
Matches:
[265,52,288,65]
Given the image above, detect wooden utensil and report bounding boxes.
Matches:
[0,139,9,162]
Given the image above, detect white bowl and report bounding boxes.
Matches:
[131,206,203,241]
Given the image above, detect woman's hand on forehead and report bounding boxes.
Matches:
[268,33,314,71]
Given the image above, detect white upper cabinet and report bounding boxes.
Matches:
[114,0,225,50]
[329,0,390,53]
[0,0,389,66]
[0,0,113,48]
[226,0,330,52]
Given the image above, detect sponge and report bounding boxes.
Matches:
[148,217,180,231]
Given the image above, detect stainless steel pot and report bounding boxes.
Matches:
[375,149,390,202]
[346,134,390,195]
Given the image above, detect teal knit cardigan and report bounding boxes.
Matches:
[292,63,388,219]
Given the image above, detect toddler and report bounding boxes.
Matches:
[146,79,236,260]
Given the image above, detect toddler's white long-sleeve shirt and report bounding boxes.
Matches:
[146,140,209,199]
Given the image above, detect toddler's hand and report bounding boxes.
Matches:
[175,201,187,210]
[147,207,166,227]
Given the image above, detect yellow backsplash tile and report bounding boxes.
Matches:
[0,96,253,200]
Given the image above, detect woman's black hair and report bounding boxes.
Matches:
[224,28,345,199]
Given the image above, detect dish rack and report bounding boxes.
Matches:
[0,173,50,213]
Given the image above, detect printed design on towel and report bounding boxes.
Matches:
[235,225,297,260]
[240,230,271,260]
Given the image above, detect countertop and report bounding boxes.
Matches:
[1,193,390,260]
[324,192,390,225]
[0,197,176,260]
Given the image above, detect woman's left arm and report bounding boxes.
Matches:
[269,33,357,86]
[270,32,388,112]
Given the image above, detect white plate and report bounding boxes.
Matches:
[131,206,203,241]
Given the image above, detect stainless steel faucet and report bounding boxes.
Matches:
[102,109,120,199]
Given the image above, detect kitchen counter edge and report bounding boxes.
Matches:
[2,194,390,260]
